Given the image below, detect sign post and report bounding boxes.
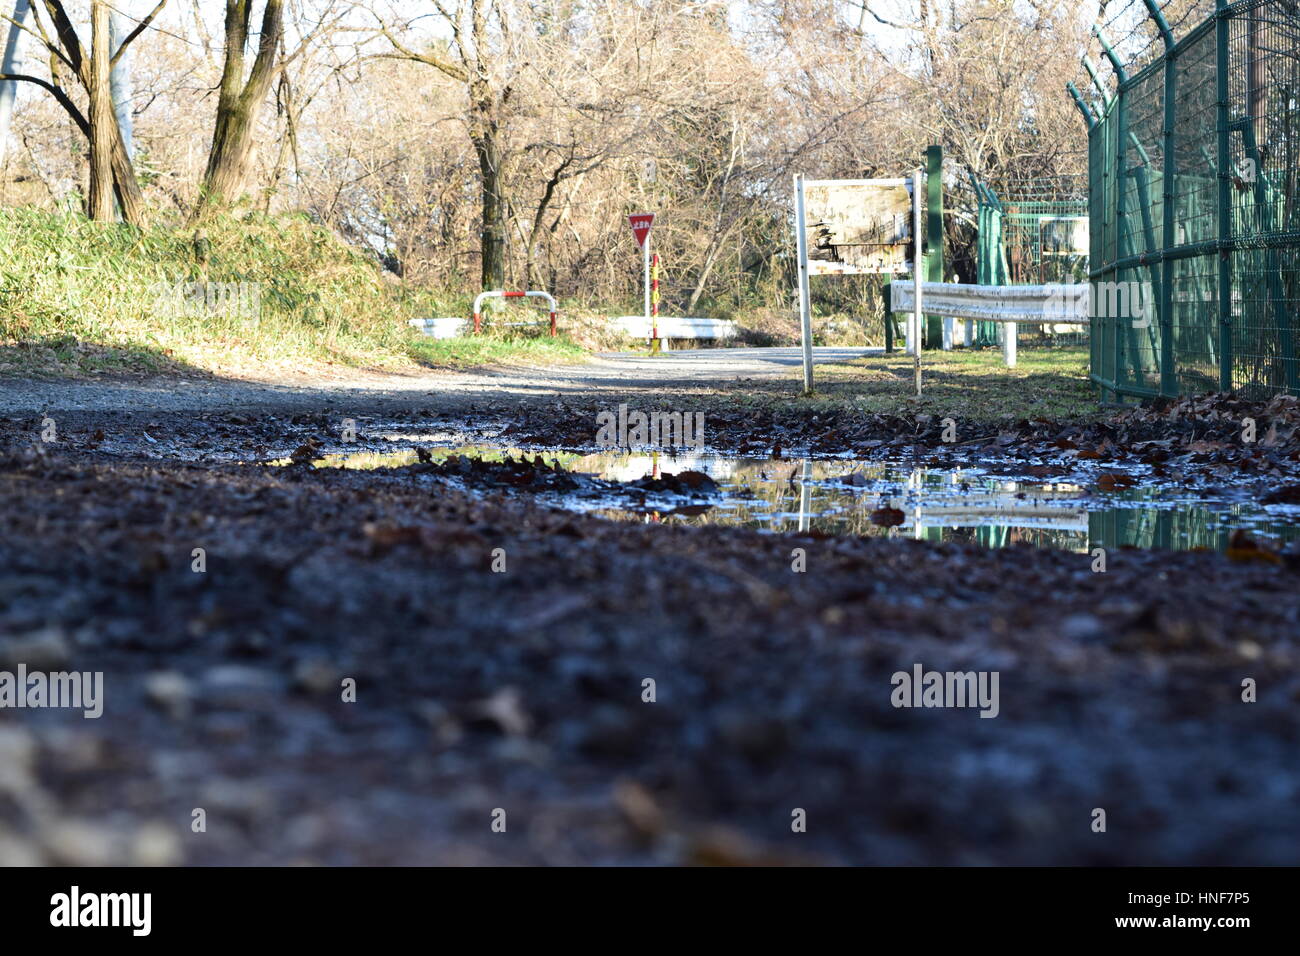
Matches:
[793,175,914,395]
[628,213,655,347]
[793,175,814,394]
[651,253,661,348]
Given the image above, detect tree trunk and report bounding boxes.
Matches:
[195,0,284,217]
[0,0,33,171]
[473,126,506,291]
[525,170,563,290]
[85,1,114,221]
[110,118,145,226]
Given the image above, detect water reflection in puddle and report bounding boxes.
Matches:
[293,446,1300,553]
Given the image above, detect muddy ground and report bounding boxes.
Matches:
[1,373,1299,865]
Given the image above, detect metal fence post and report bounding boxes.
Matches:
[1140,0,1179,397]
[924,145,944,348]
[793,174,815,394]
[912,166,923,394]
[1215,0,1233,392]
[1097,26,1130,394]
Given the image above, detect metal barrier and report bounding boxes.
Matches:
[890,281,1089,366]
[471,290,558,336]
[611,315,737,344]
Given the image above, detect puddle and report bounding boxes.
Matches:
[277,445,1300,553]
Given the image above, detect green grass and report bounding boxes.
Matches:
[0,207,588,378]
[705,345,1100,423]
[408,334,587,369]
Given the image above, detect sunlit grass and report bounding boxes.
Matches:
[408,334,587,369]
[707,345,1099,422]
[0,207,589,378]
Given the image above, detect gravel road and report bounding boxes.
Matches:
[0,347,876,416]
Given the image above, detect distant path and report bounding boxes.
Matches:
[0,347,879,416]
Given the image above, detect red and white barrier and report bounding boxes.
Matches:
[471,289,559,336]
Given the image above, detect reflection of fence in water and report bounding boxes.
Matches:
[621,456,1093,546]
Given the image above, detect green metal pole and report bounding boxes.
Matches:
[1083,57,1112,108]
[924,145,944,348]
[1094,28,1128,87]
[1215,0,1233,392]
[1232,118,1298,393]
[1159,70,1177,397]
[1067,82,1096,129]
[1142,0,1178,395]
[1130,165,1164,369]
[1097,25,1131,392]
[884,280,893,353]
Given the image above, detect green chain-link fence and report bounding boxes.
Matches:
[1084,0,1300,400]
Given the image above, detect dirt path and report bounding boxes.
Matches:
[2,357,1299,866]
[0,347,876,416]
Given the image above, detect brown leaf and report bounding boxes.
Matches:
[1096,473,1136,491]
[1226,529,1282,564]
[870,505,905,527]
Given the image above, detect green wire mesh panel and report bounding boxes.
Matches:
[974,179,1089,348]
[1089,0,1300,400]
[1171,23,1220,396]
[1228,3,1300,398]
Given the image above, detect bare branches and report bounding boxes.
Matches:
[110,0,170,67]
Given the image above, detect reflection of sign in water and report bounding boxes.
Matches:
[803,179,912,275]
[1038,216,1089,257]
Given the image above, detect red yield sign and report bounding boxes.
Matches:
[627,213,655,248]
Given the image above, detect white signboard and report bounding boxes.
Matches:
[802,179,914,275]
[793,173,924,395]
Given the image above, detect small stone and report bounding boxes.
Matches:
[145,671,194,719]
[467,687,531,737]
[0,627,70,669]
[292,658,339,695]
[43,819,117,866]
[131,823,182,866]
[1060,614,1105,643]
[203,665,276,690]
[201,665,279,708]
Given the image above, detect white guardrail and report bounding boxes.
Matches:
[890,282,1089,367]
[408,314,739,344]
[611,316,737,344]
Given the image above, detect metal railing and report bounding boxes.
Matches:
[890,281,1089,366]
[471,290,559,336]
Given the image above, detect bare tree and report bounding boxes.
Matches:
[1,0,169,224]
[195,0,347,217]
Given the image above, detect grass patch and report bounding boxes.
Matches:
[703,345,1100,422]
[0,207,590,379]
[409,334,587,369]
